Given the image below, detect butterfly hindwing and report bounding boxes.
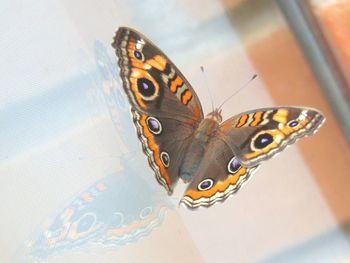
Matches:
[181,137,259,208]
[132,109,195,193]
[219,107,325,167]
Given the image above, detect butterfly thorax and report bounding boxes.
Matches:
[179,110,222,183]
[195,109,222,139]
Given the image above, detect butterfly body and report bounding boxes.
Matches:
[180,110,222,182]
[112,27,325,209]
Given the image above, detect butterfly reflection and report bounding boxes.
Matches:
[26,156,171,259]
[22,42,173,259]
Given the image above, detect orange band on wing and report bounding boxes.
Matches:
[250,112,263,127]
[170,76,183,93]
[146,55,167,71]
[272,109,288,124]
[138,114,171,187]
[181,89,193,105]
[236,114,248,128]
[126,39,167,72]
[184,167,248,200]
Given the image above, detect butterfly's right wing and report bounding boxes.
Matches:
[181,137,259,209]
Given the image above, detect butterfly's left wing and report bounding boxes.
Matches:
[180,137,259,209]
[219,107,325,167]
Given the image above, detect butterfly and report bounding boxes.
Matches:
[112,27,325,209]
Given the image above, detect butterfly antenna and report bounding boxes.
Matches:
[200,66,214,112]
[218,74,257,110]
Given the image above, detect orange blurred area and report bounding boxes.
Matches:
[310,0,350,99]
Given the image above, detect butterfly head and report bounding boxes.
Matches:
[207,109,223,123]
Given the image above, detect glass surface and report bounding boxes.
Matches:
[0,0,349,262]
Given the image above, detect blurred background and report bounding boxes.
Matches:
[0,0,349,262]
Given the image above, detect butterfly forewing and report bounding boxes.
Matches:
[112,27,203,122]
[219,107,325,167]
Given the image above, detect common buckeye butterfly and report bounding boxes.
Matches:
[112,27,325,209]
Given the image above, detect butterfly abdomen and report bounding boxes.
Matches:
[179,117,220,183]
